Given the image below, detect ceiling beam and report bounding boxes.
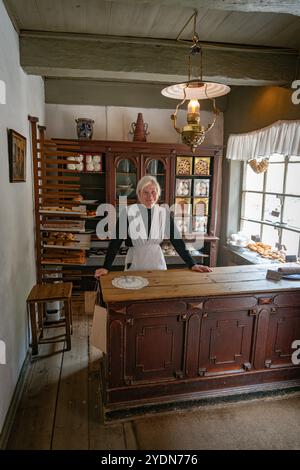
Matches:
[44,77,229,109]
[104,0,300,17]
[20,31,298,87]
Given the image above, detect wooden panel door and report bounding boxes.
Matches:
[142,154,171,206]
[198,308,255,375]
[124,311,186,384]
[265,307,300,368]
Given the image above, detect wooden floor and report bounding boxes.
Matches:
[7,308,300,450]
[7,309,137,450]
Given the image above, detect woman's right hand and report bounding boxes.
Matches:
[94,268,109,278]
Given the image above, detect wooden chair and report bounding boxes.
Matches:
[26,282,73,355]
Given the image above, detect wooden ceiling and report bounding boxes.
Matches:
[4,0,300,107]
[4,0,300,48]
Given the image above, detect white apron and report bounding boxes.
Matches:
[124,204,167,271]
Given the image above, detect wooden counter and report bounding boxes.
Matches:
[100,265,300,417]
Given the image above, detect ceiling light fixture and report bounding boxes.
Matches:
[161,11,230,152]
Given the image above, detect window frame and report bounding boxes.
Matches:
[240,155,300,256]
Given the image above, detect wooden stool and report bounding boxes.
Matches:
[26,282,73,355]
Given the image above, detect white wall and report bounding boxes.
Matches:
[45,104,224,145]
[0,0,45,435]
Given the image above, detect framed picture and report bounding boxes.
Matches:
[175,178,192,197]
[193,216,208,233]
[175,198,192,215]
[174,216,192,235]
[194,157,210,176]
[176,156,193,175]
[194,178,210,197]
[193,198,209,216]
[8,129,26,182]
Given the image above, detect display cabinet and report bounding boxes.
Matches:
[29,117,222,301]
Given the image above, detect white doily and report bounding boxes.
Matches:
[112,276,149,290]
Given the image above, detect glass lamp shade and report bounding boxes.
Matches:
[161,80,230,100]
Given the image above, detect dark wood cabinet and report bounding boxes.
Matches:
[100,267,300,416]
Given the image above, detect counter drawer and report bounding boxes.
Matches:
[204,296,257,312]
[274,293,300,307]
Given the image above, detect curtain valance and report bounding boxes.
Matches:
[226,120,300,161]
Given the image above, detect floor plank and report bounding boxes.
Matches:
[87,318,126,450]
[51,315,89,450]
[7,327,65,449]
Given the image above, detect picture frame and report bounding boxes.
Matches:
[193,216,208,233]
[193,198,209,216]
[8,129,26,182]
[174,216,192,234]
[175,178,192,197]
[194,157,210,176]
[176,156,193,175]
[193,179,210,197]
[175,198,192,215]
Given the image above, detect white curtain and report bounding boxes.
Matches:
[226,120,300,161]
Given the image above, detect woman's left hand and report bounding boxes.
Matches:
[190,264,213,273]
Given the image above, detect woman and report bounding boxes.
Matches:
[95,176,212,278]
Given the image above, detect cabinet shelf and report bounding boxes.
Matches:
[58,169,106,175]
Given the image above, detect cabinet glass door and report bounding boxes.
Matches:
[116,158,137,202]
[146,159,166,202]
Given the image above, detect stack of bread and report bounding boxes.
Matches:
[247,242,285,262]
[42,249,86,264]
[46,232,77,246]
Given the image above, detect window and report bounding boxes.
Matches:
[241,155,300,256]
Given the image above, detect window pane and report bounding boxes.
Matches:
[261,224,279,248]
[243,164,264,191]
[263,194,282,223]
[265,163,284,193]
[281,230,300,256]
[269,154,285,163]
[289,156,300,162]
[286,163,300,195]
[240,220,261,238]
[283,197,300,228]
[243,192,263,220]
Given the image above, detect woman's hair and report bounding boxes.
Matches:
[136,175,161,198]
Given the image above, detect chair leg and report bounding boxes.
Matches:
[29,302,38,355]
[69,299,73,334]
[37,302,44,337]
[64,300,71,351]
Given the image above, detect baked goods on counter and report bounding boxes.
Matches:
[247,242,286,262]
